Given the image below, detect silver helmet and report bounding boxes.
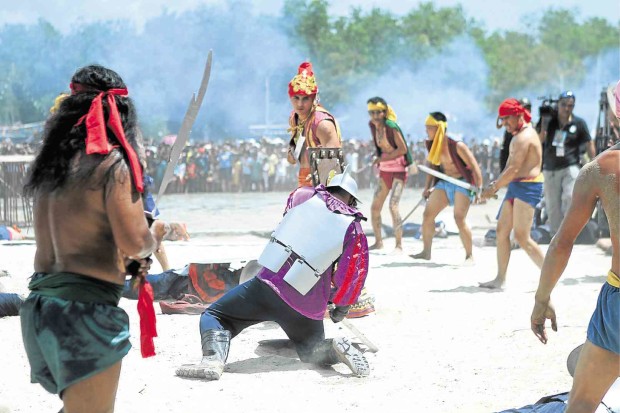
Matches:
[326,165,361,203]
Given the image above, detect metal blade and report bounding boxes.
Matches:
[395,195,428,231]
[156,50,213,204]
[341,319,379,353]
[418,164,476,192]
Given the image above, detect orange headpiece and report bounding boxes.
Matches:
[288,62,318,97]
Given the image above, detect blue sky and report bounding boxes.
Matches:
[1,0,618,33]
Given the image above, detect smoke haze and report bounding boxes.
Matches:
[1,2,618,142]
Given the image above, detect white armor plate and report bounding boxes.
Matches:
[283,258,320,295]
[257,195,355,294]
[257,241,291,273]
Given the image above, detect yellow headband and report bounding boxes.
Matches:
[425,115,447,166]
[367,102,397,122]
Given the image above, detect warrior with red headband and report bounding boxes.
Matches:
[286,62,341,187]
[21,65,167,412]
[479,98,545,289]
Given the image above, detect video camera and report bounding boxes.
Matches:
[537,95,559,118]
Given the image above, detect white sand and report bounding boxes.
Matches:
[0,189,612,412]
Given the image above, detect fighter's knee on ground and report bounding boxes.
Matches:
[295,339,324,364]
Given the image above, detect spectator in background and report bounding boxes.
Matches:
[251,152,263,192]
[490,138,501,181]
[218,145,233,192]
[538,91,596,235]
[476,139,491,184]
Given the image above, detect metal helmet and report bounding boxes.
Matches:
[326,165,361,203]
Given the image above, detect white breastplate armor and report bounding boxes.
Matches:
[258,195,354,295]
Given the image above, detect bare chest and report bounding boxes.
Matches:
[375,126,395,153]
[439,150,460,177]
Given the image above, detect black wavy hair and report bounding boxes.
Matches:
[367,96,388,110]
[24,64,142,197]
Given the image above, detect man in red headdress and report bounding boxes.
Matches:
[479,98,545,289]
[286,62,341,187]
[20,65,167,412]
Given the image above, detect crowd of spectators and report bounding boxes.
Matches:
[143,136,504,194]
[0,138,36,156]
[0,135,503,194]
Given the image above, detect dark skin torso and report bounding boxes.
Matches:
[33,152,159,285]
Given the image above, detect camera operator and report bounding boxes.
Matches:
[538,90,595,236]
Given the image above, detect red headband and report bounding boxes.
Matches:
[498,98,531,123]
[71,82,143,193]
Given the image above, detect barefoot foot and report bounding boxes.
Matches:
[369,243,384,251]
[410,251,431,260]
[478,278,505,289]
[463,255,474,266]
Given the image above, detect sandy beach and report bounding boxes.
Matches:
[0,187,613,412]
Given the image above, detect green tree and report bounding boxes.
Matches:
[401,2,471,62]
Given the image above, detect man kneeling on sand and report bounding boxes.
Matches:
[176,168,371,379]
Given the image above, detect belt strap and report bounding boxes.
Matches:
[271,237,318,274]
[607,270,619,288]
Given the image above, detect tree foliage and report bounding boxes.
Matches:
[0,1,618,130]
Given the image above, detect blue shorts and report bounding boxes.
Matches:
[496,181,543,219]
[587,279,619,354]
[434,179,473,207]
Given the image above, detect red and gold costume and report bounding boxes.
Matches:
[287,62,341,187]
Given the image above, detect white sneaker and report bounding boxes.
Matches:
[332,337,370,377]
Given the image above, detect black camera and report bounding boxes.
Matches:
[537,95,558,118]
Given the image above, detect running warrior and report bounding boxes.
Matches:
[20,65,166,413]
[176,169,371,379]
[367,97,409,253]
[531,141,620,412]
[411,112,483,262]
[480,99,545,289]
[286,61,341,187]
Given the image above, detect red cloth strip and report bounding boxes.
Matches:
[498,98,531,123]
[333,233,366,305]
[70,83,144,193]
[137,281,158,358]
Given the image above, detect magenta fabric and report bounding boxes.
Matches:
[258,186,369,319]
